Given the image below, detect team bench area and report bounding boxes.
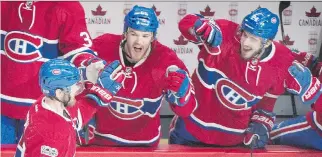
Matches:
[1,143,322,157]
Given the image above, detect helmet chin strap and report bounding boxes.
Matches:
[50,90,71,107]
[52,95,70,107]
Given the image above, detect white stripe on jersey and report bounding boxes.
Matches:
[1,93,36,104]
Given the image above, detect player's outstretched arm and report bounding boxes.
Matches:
[69,60,125,131]
[178,14,222,51]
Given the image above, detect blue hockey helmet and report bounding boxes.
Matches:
[39,59,81,97]
[241,7,279,40]
[124,5,159,37]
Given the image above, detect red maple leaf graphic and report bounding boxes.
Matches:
[200,5,215,17]
[279,35,294,45]
[92,5,107,16]
[152,5,161,16]
[305,6,321,17]
[174,35,188,45]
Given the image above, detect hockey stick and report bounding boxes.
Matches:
[279,1,291,45]
[250,136,258,157]
[279,1,297,117]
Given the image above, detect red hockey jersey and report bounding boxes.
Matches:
[15,96,78,157]
[15,94,98,157]
[173,14,297,146]
[88,34,197,146]
[1,1,94,119]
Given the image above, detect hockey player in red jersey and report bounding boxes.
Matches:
[15,58,124,157]
[1,1,104,144]
[270,52,322,150]
[79,5,197,147]
[169,7,322,148]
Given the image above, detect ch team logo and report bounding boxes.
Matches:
[107,96,162,120]
[197,60,261,110]
[4,31,43,63]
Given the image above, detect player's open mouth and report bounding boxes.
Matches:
[242,47,252,52]
[134,47,142,52]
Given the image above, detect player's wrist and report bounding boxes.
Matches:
[250,109,275,131]
[84,81,114,106]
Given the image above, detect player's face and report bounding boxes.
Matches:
[124,28,154,63]
[240,31,263,60]
[64,82,84,107]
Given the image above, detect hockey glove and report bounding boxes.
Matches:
[286,61,322,105]
[79,57,107,83]
[193,15,222,48]
[244,109,276,149]
[85,60,124,107]
[291,51,317,69]
[165,66,192,106]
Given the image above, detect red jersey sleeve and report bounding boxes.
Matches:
[56,2,93,53]
[179,14,239,65]
[1,2,10,31]
[53,2,97,66]
[167,57,197,118]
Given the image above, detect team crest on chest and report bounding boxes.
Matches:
[197,59,262,110]
[215,78,261,110]
[107,96,163,120]
[4,31,43,63]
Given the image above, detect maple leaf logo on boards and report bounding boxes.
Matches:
[152,5,161,16]
[279,35,295,46]
[173,35,189,45]
[92,5,107,16]
[305,6,321,17]
[299,6,321,26]
[86,4,111,24]
[200,5,215,17]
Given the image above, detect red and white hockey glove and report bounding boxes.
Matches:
[85,60,124,107]
[244,109,276,149]
[165,66,192,106]
[311,62,322,112]
[286,61,322,105]
[193,14,222,48]
[79,57,107,83]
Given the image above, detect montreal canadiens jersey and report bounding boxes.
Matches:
[176,15,295,146]
[15,96,78,157]
[89,34,196,146]
[1,1,94,119]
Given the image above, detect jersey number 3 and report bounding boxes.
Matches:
[80,32,92,47]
